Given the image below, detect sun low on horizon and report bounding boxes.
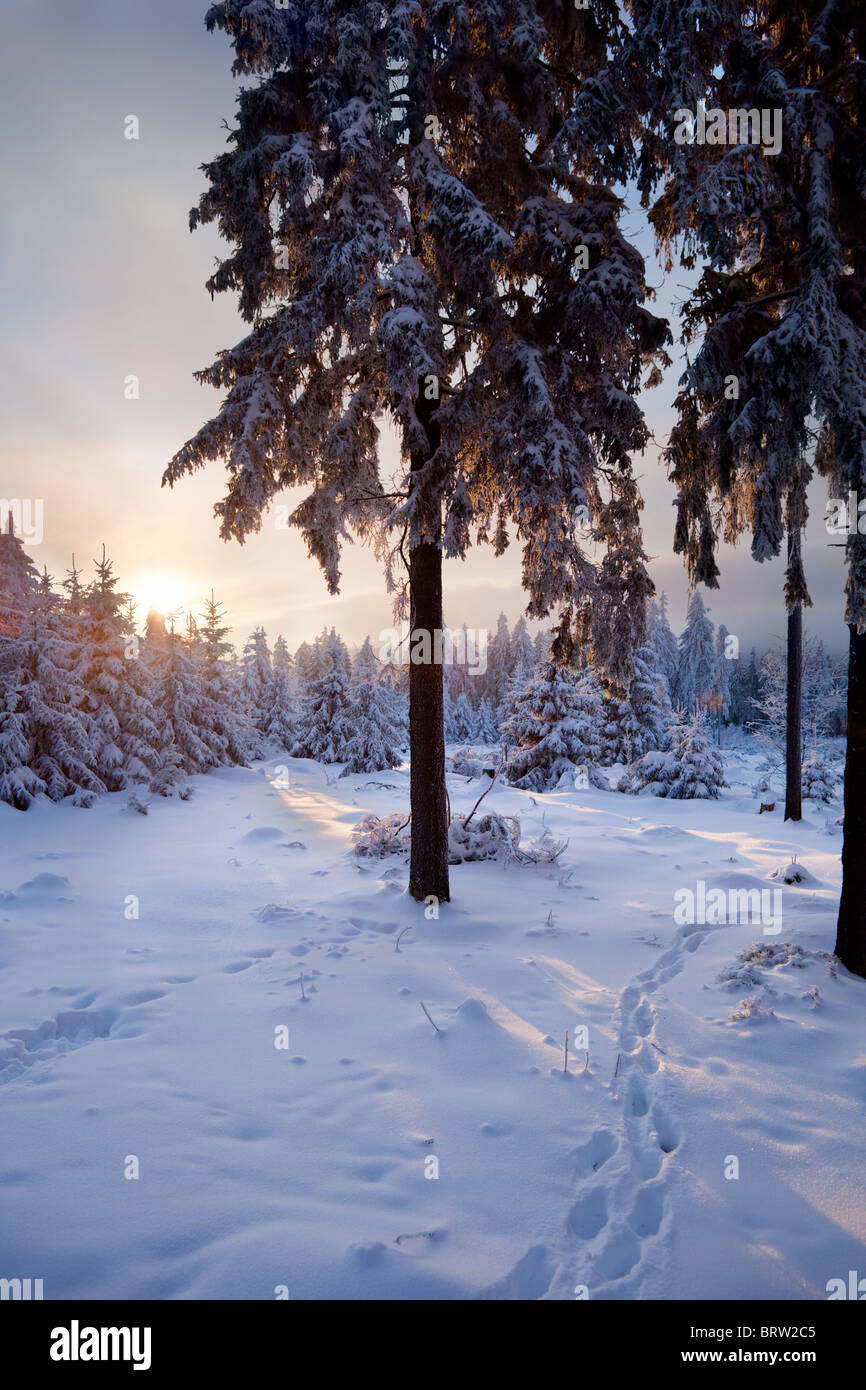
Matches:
[128,571,196,623]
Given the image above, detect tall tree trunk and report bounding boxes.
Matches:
[785,601,803,822]
[835,624,866,977]
[408,389,450,904]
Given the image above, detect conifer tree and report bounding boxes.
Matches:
[452,691,478,744]
[263,635,296,751]
[164,0,668,902]
[293,631,353,763]
[503,665,608,792]
[76,549,162,791]
[620,712,726,800]
[148,614,228,790]
[618,0,866,971]
[200,591,261,763]
[0,571,103,809]
[509,617,536,692]
[351,636,380,689]
[648,593,679,701]
[474,696,500,744]
[242,627,273,735]
[340,677,403,777]
[0,513,39,640]
[676,590,717,714]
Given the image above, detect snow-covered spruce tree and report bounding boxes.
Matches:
[0,571,104,810]
[507,616,536,711]
[503,664,608,792]
[242,627,273,735]
[262,634,296,751]
[76,549,162,791]
[647,593,679,701]
[451,691,478,743]
[676,590,717,714]
[351,635,379,688]
[293,641,317,689]
[619,1,866,972]
[293,630,353,763]
[730,647,762,729]
[474,696,500,744]
[339,676,403,776]
[163,1,668,902]
[485,614,513,711]
[619,712,726,800]
[147,615,229,792]
[0,513,39,640]
[200,591,262,763]
[605,646,672,764]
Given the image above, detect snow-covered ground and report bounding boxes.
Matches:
[1,747,863,1300]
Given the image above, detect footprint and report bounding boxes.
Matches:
[630,1183,665,1237]
[652,1107,680,1154]
[567,1187,608,1240]
[629,1076,649,1118]
[353,1161,395,1182]
[223,960,253,974]
[572,1129,618,1179]
[478,1245,556,1301]
[592,1228,641,1283]
[120,990,166,1006]
[635,1001,654,1036]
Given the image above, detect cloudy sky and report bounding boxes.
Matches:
[0,0,850,656]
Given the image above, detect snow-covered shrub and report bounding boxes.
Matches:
[802,754,836,803]
[447,812,519,863]
[729,995,773,1023]
[770,857,818,885]
[449,747,485,778]
[352,812,410,858]
[619,712,725,798]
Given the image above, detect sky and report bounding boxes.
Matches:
[0,0,851,657]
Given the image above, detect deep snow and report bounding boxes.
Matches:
[0,747,863,1300]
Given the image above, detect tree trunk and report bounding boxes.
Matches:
[785,599,803,821]
[407,389,450,904]
[835,624,866,977]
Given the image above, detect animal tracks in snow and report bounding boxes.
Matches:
[494,916,714,1300]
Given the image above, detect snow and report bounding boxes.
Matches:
[0,744,862,1300]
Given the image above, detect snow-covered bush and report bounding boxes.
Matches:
[447,812,519,863]
[619,713,726,798]
[352,812,410,858]
[802,754,836,803]
[449,747,486,778]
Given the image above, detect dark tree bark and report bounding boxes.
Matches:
[835,625,866,978]
[785,543,803,821]
[408,389,450,904]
